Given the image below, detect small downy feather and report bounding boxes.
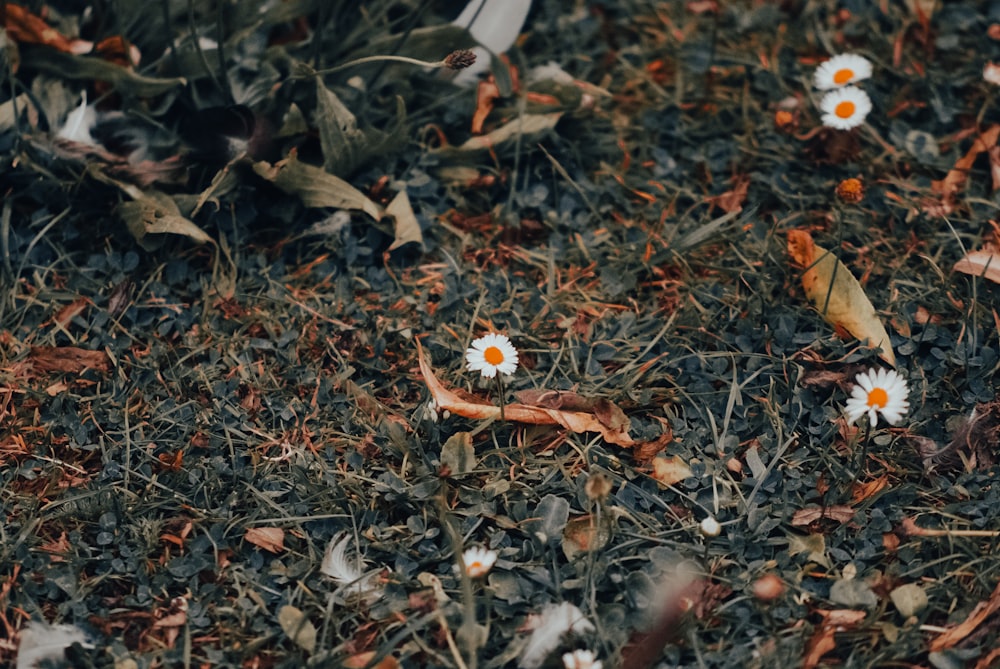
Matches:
[320,532,383,603]
[17,622,93,669]
[518,602,595,669]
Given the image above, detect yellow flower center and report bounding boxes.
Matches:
[833,68,855,84]
[835,100,856,119]
[867,388,888,408]
[483,346,505,365]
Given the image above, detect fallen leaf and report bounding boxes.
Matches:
[116,196,212,250]
[416,340,634,446]
[2,4,92,53]
[472,77,501,134]
[890,583,928,618]
[88,166,210,249]
[252,149,381,220]
[445,112,562,154]
[29,346,110,374]
[343,653,399,669]
[440,431,475,476]
[929,125,1000,214]
[245,527,285,553]
[514,389,630,431]
[851,475,889,504]
[53,297,88,329]
[650,455,693,487]
[277,605,316,653]
[562,514,614,561]
[386,189,423,251]
[705,174,749,213]
[954,247,1000,283]
[930,581,1000,651]
[788,229,895,366]
[791,505,855,526]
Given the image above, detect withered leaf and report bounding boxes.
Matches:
[788,229,895,366]
[29,346,111,374]
[245,527,285,553]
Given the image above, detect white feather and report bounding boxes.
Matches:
[518,602,594,669]
[17,622,92,669]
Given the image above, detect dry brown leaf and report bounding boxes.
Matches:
[788,229,895,366]
[386,189,423,251]
[562,514,613,561]
[252,149,381,219]
[650,455,693,487]
[932,125,1000,196]
[791,505,855,526]
[416,340,634,446]
[53,298,89,330]
[449,112,562,153]
[930,581,1000,651]
[515,389,630,432]
[851,475,889,504]
[803,609,866,669]
[954,248,1000,283]
[29,346,111,374]
[245,527,285,553]
[705,174,749,213]
[343,652,399,669]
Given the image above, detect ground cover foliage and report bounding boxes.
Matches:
[2,0,1000,667]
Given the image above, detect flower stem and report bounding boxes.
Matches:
[496,376,506,422]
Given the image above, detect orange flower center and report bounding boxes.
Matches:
[483,346,505,365]
[867,388,888,408]
[835,101,856,118]
[833,68,855,84]
[469,560,483,570]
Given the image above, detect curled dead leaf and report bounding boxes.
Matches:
[416,340,633,446]
[788,229,895,366]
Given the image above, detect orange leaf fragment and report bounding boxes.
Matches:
[954,247,1000,283]
[928,125,1000,215]
[2,3,92,54]
[787,229,895,366]
[930,581,1000,651]
[415,340,634,446]
[245,527,285,553]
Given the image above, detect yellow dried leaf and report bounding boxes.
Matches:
[788,229,895,366]
[650,455,692,487]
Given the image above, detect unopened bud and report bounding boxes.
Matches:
[444,49,477,70]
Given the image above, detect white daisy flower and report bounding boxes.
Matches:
[465,333,519,378]
[844,368,910,427]
[819,86,872,130]
[563,649,603,669]
[814,53,873,90]
[461,546,497,578]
